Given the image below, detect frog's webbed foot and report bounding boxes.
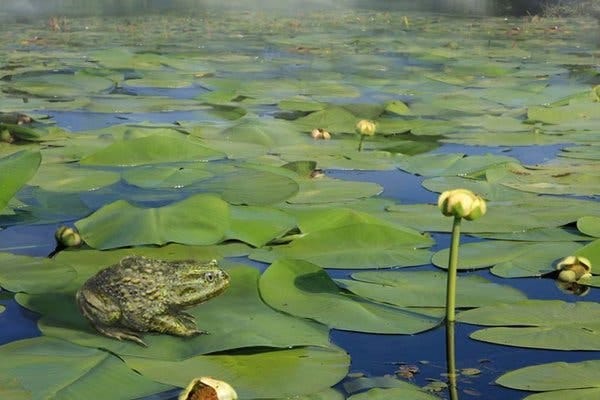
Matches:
[95,325,147,347]
[151,313,206,337]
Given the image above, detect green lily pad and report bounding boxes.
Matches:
[458,300,600,350]
[0,149,41,212]
[259,259,442,334]
[75,194,230,250]
[289,177,383,204]
[227,205,296,247]
[124,345,350,399]
[578,216,600,238]
[7,70,116,99]
[29,164,121,192]
[251,222,432,269]
[396,153,518,177]
[198,167,299,205]
[338,270,527,308]
[80,135,225,166]
[121,164,213,189]
[0,337,172,400]
[17,266,331,360]
[497,360,600,398]
[432,240,583,277]
[0,252,76,294]
[348,387,438,400]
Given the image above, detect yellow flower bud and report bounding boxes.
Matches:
[355,119,376,136]
[55,226,82,247]
[556,255,592,282]
[311,128,331,140]
[179,377,238,400]
[437,189,487,220]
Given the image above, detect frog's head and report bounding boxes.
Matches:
[172,259,230,306]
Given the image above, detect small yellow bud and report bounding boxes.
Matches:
[556,255,592,282]
[355,119,376,136]
[437,189,487,220]
[311,128,331,140]
[55,226,82,247]
[179,377,238,400]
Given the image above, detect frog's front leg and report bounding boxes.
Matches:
[149,312,205,337]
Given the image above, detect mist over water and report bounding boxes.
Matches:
[0,0,555,20]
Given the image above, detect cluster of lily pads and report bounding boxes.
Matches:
[1,8,600,400]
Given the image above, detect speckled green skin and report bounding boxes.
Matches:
[76,255,230,346]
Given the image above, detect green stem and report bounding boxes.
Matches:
[357,135,365,152]
[446,216,462,323]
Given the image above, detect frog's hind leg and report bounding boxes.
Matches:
[150,313,204,337]
[95,324,147,347]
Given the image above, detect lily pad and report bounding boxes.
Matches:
[80,135,225,166]
[124,345,350,399]
[75,194,230,250]
[338,270,527,308]
[29,164,121,192]
[0,377,30,400]
[251,222,432,269]
[0,149,41,212]
[578,216,600,238]
[432,240,583,277]
[348,387,438,400]
[259,259,442,334]
[497,360,600,399]
[0,252,76,294]
[458,300,600,350]
[0,337,172,400]
[121,164,213,189]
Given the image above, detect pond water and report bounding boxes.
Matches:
[1,2,600,400]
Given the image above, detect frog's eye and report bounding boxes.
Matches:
[204,272,214,282]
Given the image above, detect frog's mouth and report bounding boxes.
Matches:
[178,279,230,306]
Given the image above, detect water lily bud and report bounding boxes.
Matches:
[311,128,331,140]
[179,377,238,400]
[556,255,592,282]
[355,119,376,136]
[55,226,82,247]
[437,189,487,220]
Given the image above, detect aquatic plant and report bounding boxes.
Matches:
[355,119,376,152]
[438,189,487,322]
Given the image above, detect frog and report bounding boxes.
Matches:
[76,255,230,346]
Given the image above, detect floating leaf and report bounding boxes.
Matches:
[29,164,120,192]
[0,252,76,294]
[75,194,230,250]
[0,337,172,400]
[458,300,600,350]
[124,346,350,399]
[121,164,213,189]
[338,270,526,308]
[578,216,600,238]
[432,241,583,277]
[497,360,600,399]
[348,387,438,400]
[251,223,432,269]
[227,205,296,247]
[80,135,225,166]
[0,149,41,212]
[259,259,442,334]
